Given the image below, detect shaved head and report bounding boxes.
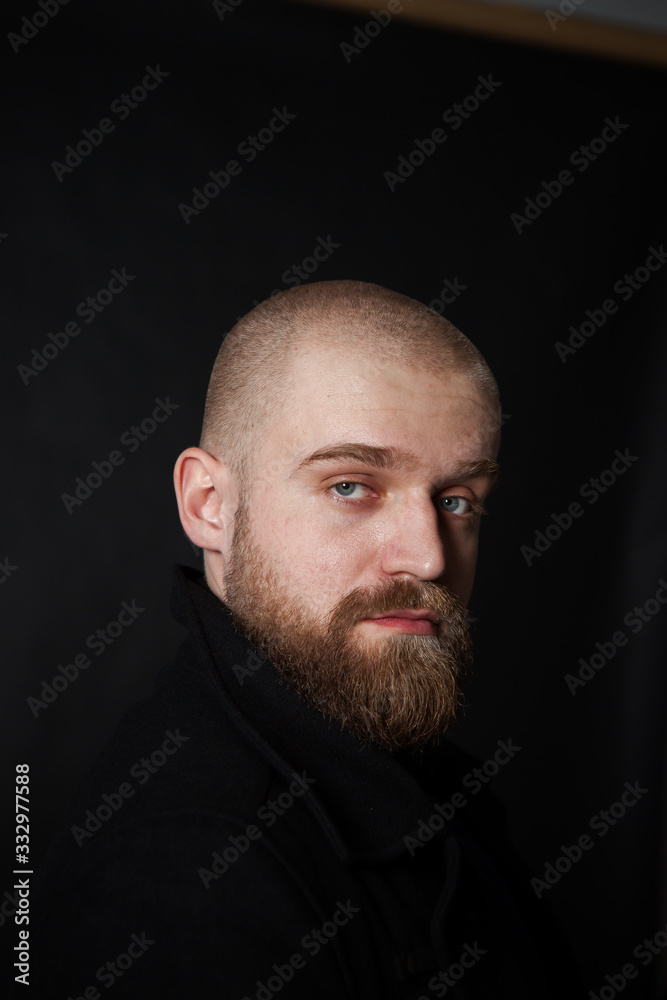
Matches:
[199,280,500,489]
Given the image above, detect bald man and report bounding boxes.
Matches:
[33,282,578,998]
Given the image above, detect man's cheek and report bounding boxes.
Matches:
[269,536,336,599]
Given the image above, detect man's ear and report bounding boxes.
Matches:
[173,447,239,554]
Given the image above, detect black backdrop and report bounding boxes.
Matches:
[2,1,667,996]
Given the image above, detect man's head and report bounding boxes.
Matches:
[174,280,501,750]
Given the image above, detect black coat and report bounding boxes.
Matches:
[33,565,580,999]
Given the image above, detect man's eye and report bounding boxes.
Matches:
[439,495,475,516]
[330,481,369,500]
[328,484,486,515]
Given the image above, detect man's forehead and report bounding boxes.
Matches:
[284,341,493,412]
[290,347,496,418]
[288,337,458,386]
[248,342,500,484]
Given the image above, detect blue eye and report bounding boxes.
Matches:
[331,481,365,498]
[439,496,472,516]
[327,483,484,516]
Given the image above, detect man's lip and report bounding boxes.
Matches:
[365,609,440,624]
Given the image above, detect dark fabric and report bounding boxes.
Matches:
[32,565,582,998]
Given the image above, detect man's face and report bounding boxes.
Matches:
[219,344,499,750]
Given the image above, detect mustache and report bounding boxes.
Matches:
[326,578,469,631]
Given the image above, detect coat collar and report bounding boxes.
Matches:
[170,563,459,865]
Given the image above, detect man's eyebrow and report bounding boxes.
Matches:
[292,443,499,489]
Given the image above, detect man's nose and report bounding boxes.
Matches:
[376,498,447,581]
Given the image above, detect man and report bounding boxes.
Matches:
[34,281,576,998]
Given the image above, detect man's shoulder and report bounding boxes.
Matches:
[34,634,280,902]
[32,639,334,994]
[83,637,271,814]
